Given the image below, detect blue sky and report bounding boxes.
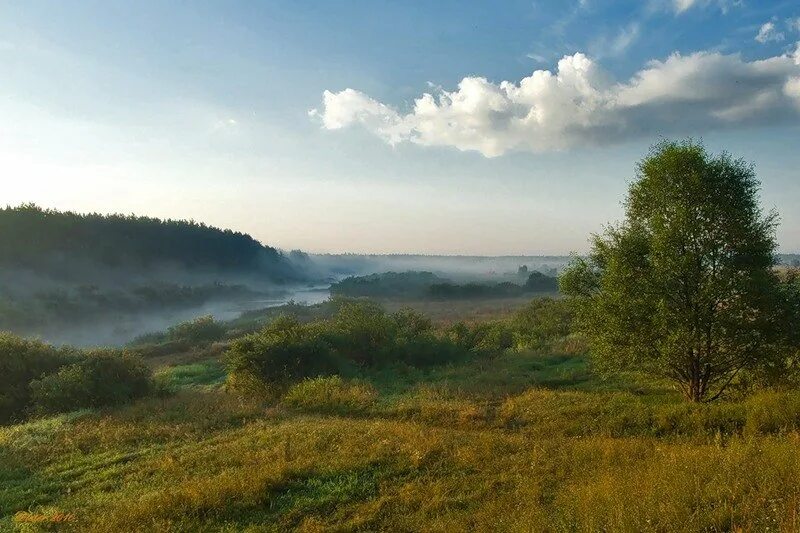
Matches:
[2,0,799,254]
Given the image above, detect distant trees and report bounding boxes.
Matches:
[561,140,799,402]
[525,272,558,292]
[331,270,558,300]
[0,204,298,280]
[331,271,441,298]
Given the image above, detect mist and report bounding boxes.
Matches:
[310,254,572,280]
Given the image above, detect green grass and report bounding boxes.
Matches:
[154,359,227,391]
[3,351,800,531]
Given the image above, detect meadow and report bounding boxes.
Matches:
[3,297,800,532]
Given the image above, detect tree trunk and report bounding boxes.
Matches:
[686,350,703,402]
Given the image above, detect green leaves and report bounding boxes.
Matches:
[561,140,789,402]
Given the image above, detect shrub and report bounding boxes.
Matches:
[0,333,79,423]
[443,320,514,357]
[548,334,589,356]
[225,315,339,396]
[225,303,484,395]
[327,300,396,366]
[470,321,515,355]
[167,315,226,344]
[512,297,574,351]
[282,376,377,414]
[445,322,475,351]
[29,351,153,415]
[390,308,464,366]
[743,390,800,435]
[392,308,434,337]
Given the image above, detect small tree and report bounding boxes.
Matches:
[561,140,788,402]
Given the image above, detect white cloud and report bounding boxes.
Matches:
[591,22,641,58]
[671,0,740,15]
[673,0,696,13]
[789,18,800,33]
[756,22,785,44]
[311,47,800,157]
[611,23,641,55]
[526,53,548,64]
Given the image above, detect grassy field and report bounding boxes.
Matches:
[3,301,800,532]
[379,295,544,325]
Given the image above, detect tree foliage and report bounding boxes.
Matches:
[561,140,796,402]
[29,351,153,415]
[0,204,298,280]
[0,333,80,423]
[0,333,153,423]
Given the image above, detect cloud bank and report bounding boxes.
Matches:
[311,46,800,157]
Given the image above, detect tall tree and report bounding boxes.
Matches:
[560,140,787,402]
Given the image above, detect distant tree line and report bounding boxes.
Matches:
[331,271,558,299]
[0,204,299,280]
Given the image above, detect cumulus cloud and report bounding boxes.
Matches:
[756,22,785,44]
[311,47,800,157]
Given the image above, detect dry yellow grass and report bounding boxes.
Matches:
[3,356,800,533]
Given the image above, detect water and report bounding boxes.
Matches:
[211,285,331,320]
[25,284,331,347]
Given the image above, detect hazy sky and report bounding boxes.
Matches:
[2,0,799,254]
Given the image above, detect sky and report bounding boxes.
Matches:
[1,0,799,255]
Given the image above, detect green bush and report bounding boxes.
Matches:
[167,315,226,344]
[29,351,153,415]
[390,308,464,366]
[282,376,377,414]
[0,333,79,423]
[225,303,481,395]
[327,299,396,366]
[743,390,800,435]
[471,321,515,355]
[512,297,575,351]
[225,315,339,396]
[444,320,514,356]
[128,315,227,357]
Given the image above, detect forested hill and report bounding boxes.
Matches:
[0,204,300,282]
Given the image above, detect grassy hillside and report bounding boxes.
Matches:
[2,299,800,532]
[3,352,800,531]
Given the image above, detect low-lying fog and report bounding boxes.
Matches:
[1,255,575,347]
[24,285,331,347]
